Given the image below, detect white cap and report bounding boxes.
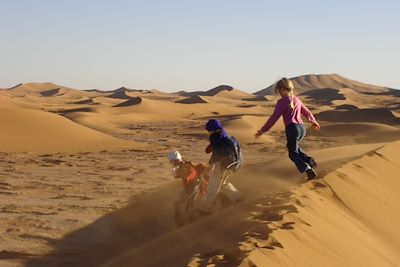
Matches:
[168,151,182,161]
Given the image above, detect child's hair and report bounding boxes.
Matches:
[275,78,295,108]
[274,77,294,94]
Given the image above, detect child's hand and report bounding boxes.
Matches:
[255,130,263,138]
[205,144,212,154]
[311,122,320,131]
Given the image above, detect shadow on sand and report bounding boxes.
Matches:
[23,161,303,267]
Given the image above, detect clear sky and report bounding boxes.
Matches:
[1,0,399,92]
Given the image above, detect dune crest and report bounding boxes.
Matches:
[113,97,143,107]
[176,95,209,104]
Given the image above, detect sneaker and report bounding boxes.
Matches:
[308,157,317,168]
[306,168,318,180]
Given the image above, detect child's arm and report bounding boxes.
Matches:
[171,166,180,178]
[300,101,317,124]
[300,101,320,130]
[256,100,284,136]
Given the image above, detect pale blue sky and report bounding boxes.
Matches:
[1,0,399,92]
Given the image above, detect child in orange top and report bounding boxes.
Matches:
[168,151,208,225]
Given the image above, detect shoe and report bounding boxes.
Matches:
[306,168,318,180]
[308,157,317,168]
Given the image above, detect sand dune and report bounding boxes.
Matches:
[299,88,345,104]
[202,85,235,96]
[223,115,285,143]
[256,74,393,95]
[316,107,399,124]
[178,85,234,97]
[113,97,143,107]
[243,95,269,102]
[70,97,95,105]
[0,108,145,153]
[3,83,99,102]
[107,87,135,99]
[244,140,400,266]
[56,143,392,267]
[212,89,254,99]
[0,94,41,109]
[6,82,73,97]
[178,85,252,100]
[308,122,400,143]
[329,87,399,109]
[176,95,209,104]
[334,103,359,110]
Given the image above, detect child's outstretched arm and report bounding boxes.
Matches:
[256,101,284,138]
[300,101,320,130]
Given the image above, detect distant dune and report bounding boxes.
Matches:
[201,85,234,96]
[223,115,285,143]
[178,85,252,99]
[299,88,346,105]
[255,74,394,95]
[0,108,145,153]
[0,94,41,109]
[316,107,399,124]
[176,95,208,104]
[7,82,72,96]
[113,97,143,107]
[71,98,95,105]
[243,95,269,102]
[107,87,133,99]
[178,85,234,97]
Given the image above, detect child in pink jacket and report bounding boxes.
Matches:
[256,78,320,179]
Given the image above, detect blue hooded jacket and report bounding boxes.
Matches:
[205,119,233,166]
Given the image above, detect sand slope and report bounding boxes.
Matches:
[0,94,41,109]
[0,108,145,153]
[316,107,399,124]
[223,115,285,143]
[36,143,391,267]
[244,141,400,266]
[307,122,400,144]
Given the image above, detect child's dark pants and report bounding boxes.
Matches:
[285,123,312,173]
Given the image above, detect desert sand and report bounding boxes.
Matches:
[0,74,399,267]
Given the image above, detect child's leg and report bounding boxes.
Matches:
[174,191,187,225]
[286,124,310,173]
[297,125,317,167]
[219,169,243,203]
[202,162,223,212]
[220,182,243,203]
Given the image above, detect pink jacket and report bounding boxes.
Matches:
[261,96,317,133]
